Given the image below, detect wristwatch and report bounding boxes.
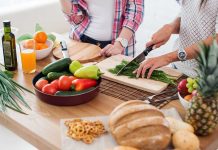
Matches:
[177,48,187,61]
[115,37,128,48]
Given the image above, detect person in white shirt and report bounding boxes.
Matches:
[135,0,218,78]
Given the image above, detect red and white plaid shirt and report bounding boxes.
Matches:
[64,0,144,56]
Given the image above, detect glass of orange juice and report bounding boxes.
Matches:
[19,39,36,73]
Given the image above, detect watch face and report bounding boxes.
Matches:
[179,52,186,60]
[121,39,128,48]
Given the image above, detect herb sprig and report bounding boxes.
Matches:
[108,60,176,85]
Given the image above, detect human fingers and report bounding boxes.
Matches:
[136,62,144,78]
[101,44,112,56]
[141,62,153,78]
[153,41,166,49]
[147,64,158,79]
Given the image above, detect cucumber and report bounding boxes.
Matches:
[42,58,71,75]
[47,72,72,81]
[55,87,96,96]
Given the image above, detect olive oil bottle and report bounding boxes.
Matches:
[2,20,17,71]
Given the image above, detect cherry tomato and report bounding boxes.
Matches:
[58,76,72,91]
[50,79,59,90]
[42,84,57,95]
[35,79,48,91]
[68,76,77,82]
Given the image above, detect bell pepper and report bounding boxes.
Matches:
[69,60,83,74]
[72,79,97,91]
[74,65,102,80]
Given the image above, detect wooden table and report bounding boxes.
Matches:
[0,54,218,150]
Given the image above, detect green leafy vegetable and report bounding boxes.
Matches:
[0,66,33,114]
[108,60,176,85]
[35,23,43,32]
[17,34,33,43]
[48,33,56,42]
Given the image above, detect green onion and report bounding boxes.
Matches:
[108,60,176,85]
[0,65,33,114]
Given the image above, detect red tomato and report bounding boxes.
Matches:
[50,79,59,90]
[68,76,77,82]
[42,84,57,95]
[35,79,49,91]
[58,76,72,91]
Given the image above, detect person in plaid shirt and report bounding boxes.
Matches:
[60,0,144,57]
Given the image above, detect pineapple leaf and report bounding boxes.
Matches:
[208,41,218,73]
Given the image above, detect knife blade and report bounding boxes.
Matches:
[116,45,153,75]
[60,41,69,58]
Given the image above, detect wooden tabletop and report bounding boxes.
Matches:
[0,53,218,150]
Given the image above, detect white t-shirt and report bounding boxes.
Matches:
[84,0,114,41]
[173,0,218,77]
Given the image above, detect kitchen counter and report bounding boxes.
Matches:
[0,49,217,150]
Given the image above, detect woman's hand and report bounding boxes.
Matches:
[101,42,124,57]
[134,54,173,79]
[146,24,174,49]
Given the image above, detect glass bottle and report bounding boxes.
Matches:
[2,20,17,71]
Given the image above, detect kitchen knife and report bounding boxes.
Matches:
[60,41,69,58]
[116,45,153,75]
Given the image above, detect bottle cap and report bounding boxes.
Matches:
[3,20,11,27]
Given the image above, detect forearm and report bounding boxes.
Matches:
[59,0,72,14]
[165,17,181,35]
[166,34,218,62]
[118,27,134,43]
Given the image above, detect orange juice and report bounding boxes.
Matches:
[20,49,36,73]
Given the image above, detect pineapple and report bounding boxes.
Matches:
[185,39,218,136]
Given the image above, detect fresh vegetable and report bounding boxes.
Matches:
[69,60,83,74]
[50,79,59,90]
[42,84,57,95]
[58,76,72,91]
[108,60,176,85]
[74,65,101,80]
[72,79,97,91]
[178,79,189,96]
[17,33,33,43]
[3,70,14,78]
[0,69,32,114]
[47,71,72,81]
[55,87,95,96]
[42,58,72,75]
[35,79,49,91]
[69,76,77,82]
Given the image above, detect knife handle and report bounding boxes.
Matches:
[143,45,154,56]
[60,41,69,58]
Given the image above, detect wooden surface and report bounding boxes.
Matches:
[0,53,217,150]
[97,55,183,94]
[53,40,102,63]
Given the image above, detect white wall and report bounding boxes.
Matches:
[0,0,70,36]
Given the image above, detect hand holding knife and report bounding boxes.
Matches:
[116,45,154,76]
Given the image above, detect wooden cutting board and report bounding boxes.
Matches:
[53,40,102,63]
[97,55,183,94]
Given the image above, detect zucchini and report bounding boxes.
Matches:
[47,72,72,81]
[42,58,71,75]
[55,87,96,96]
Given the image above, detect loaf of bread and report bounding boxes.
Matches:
[172,130,200,150]
[109,100,171,150]
[166,117,194,133]
[108,146,139,150]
